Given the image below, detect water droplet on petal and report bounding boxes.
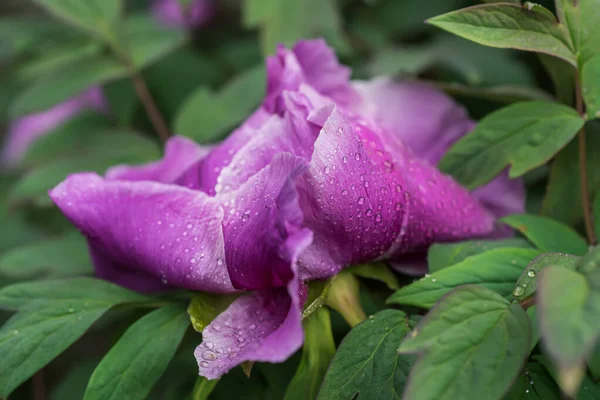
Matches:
[202,350,217,360]
[357,196,365,205]
[199,361,210,368]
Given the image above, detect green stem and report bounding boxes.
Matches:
[575,75,597,245]
[109,37,170,143]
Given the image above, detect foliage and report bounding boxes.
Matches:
[1,0,600,399]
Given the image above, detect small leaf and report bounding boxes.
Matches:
[582,54,600,119]
[318,310,417,400]
[388,248,542,308]
[84,305,190,400]
[187,293,239,333]
[512,253,581,301]
[537,267,600,396]
[427,238,533,272]
[347,263,399,290]
[285,308,335,400]
[502,214,588,255]
[398,285,531,400]
[0,231,93,280]
[32,0,122,41]
[439,102,584,189]
[428,4,576,66]
[174,65,265,143]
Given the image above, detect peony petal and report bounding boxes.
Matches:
[219,152,312,290]
[2,87,106,167]
[189,108,272,194]
[265,39,357,113]
[49,173,233,293]
[152,0,213,28]
[106,136,211,185]
[351,78,473,165]
[291,88,495,279]
[196,229,311,380]
[351,78,526,221]
[214,92,319,195]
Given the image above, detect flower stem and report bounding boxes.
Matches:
[575,75,597,245]
[128,64,171,143]
[109,37,170,143]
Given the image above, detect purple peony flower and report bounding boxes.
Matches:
[50,39,525,379]
[1,87,106,167]
[151,0,214,28]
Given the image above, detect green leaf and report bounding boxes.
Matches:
[535,354,600,400]
[502,214,588,255]
[578,246,600,274]
[541,122,600,227]
[244,0,349,55]
[434,81,554,103]
[347,263,399,290]
[439,101,584,188]
[9,14,185,118]
[174,65,265,143]
[398,285,531,400]
[285,308,335,400]
[9,129,160,205]
[512,253,581,301]
[0,231,93,280]
[318,310,417,400]
[122,14,187,70]
[428,4,576,66]
[187,293,239,333]
[10,54,126,118]
[504,362,561,400]
[0,303,110,398]
[84,304,190,400]
[537,267,600,396]
[191,376,219,400]
[31,0,122,41]
[0,277,151,310]
[582,54,600,119]
[556,0,600,66]
[388,248,542,308]
[538,54,575,105]
[0,278,152,397]
[427,238,533,272]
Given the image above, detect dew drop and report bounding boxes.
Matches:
[366,209,373,216]
[324,166,331,175]
[216,258,224,266]
[342,156,348,164]
[527,270,536,278]
[202,350,217,360]
[341,189,348,196]
[199,361,210,368]
[241,213,250,222]
[375,213,382,222]
[354,153,361,161]
[357,196,365,205]
[513,285,525,297]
